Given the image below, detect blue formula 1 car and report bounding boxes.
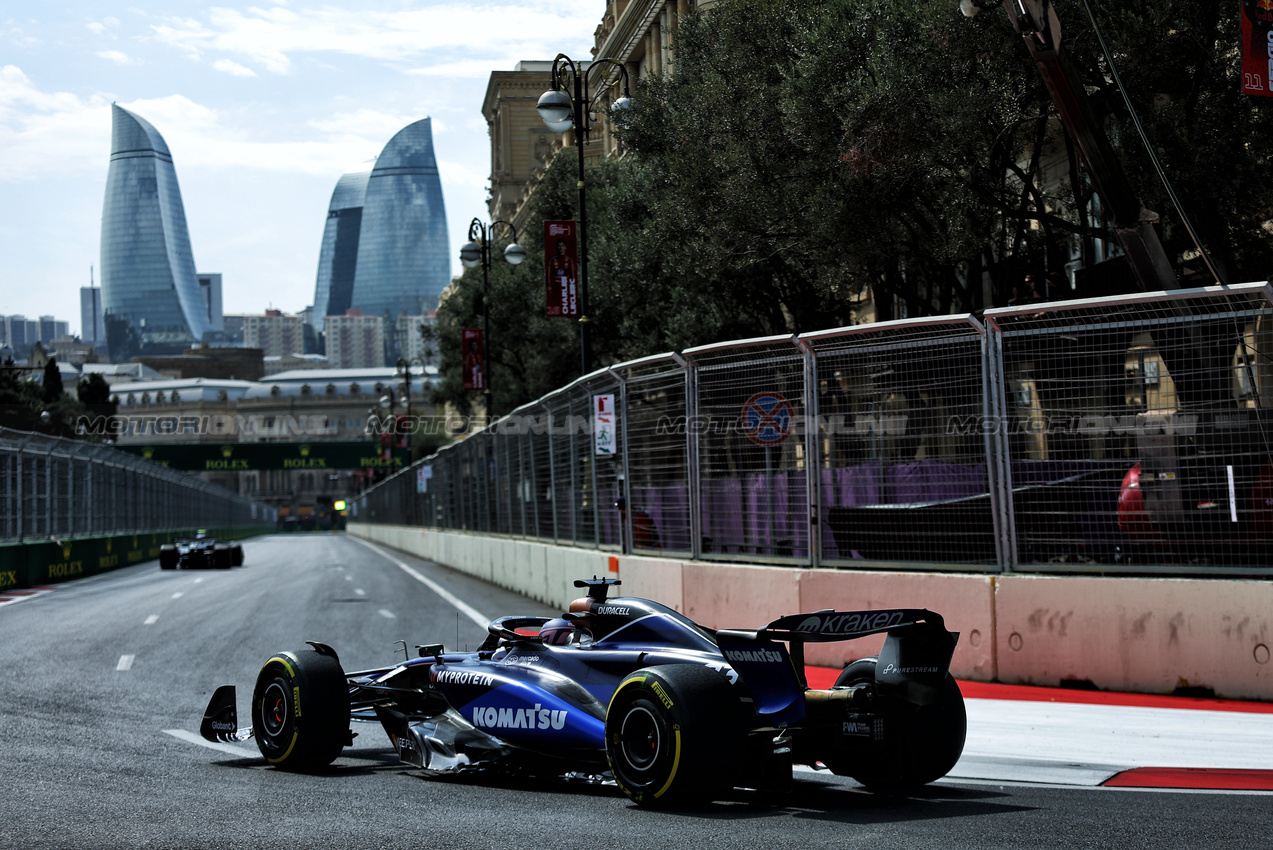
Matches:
[159,531,243,570]
[201,578,966,807]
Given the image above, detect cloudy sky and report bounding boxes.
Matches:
[1,1,596,335]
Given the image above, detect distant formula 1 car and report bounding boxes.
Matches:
[202,578,965,807]
[159,531,243,570]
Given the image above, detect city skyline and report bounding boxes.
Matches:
[0,1,597,337]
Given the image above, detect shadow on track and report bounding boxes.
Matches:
[205,746,1031,824]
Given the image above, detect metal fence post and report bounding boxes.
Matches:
[799,337,821,569]
[686,353,702,561]
[983,319,1017,572]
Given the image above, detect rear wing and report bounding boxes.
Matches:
[717,608,958,725]
[757,608,945,643]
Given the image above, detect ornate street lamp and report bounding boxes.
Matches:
[537,54,632,375]
[395,356,426,455]
[459,218,524,418]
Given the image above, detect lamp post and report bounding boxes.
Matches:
[459,218,525,419]
[537,55,633,376]
[395,356,424,456]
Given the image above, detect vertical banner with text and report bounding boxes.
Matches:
[1242,0,1273,96]
[544,220,580,317]
[462,329,485,390]
[594,393,616,456]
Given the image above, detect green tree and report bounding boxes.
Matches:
[42,357,64,403]
[437,0,1273,415]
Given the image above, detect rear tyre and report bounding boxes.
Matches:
[230,544,244,566]
[159,545,178,570]
[251,649,350,771]
[827,657,966,792]
[605,664,742,807]
[213,546,233,569]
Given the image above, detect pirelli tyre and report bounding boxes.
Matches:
[251,649,350,771]
[213,546,233,569]
[230,544,244,567]
[158,545,178,570]
[827,657,966,791]
[605,664,742,807]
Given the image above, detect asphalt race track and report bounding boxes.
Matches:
[2,533,1271,850]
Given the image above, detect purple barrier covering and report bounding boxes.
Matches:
[701,477,745,553]
[819,460,988,559]
[629,482,692,552]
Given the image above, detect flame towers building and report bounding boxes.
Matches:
[100,104,213,358]
[312,171,370,331]
[313,118,450,357]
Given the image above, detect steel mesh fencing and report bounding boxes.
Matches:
[566,371,623,550]
[986,283,1273,572]
[686,336,810,562]
[804,317,996,567]
[356,283,1273,576]
[0,426,269,542]
[618,355,692,555]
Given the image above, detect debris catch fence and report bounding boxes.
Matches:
[359,283,1273,575]
[0,427,271,542]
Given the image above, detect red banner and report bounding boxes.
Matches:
[544,220,580,317]
[461,329,484,390]
[1242,1,1273,97]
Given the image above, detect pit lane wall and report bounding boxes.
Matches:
[348,523,1273,702]
[0,526,274,591]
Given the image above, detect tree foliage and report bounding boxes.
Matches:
[0,358,102,439]
[435,0,1273,414]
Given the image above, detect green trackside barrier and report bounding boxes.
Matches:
[11,527,276,588]
[1,544,27,591]
[27,537,95,585]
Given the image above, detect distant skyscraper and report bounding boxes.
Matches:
[100,104,209,359]
[324,311,387,369]
[81,286,106,343]
[312,171,370,332]
[197,274,224,330]
[242,310,304,357]
[311,118,450,362]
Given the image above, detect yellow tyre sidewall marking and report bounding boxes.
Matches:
[262,656,300,764]
[652,725,682,799]
[607,674,682,800]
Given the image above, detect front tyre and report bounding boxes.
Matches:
[605,665,742,808]
[158,545,178,570]
[828,657,966,791]
[251,649,350,771]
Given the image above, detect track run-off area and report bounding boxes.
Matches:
[1,533,1271,850]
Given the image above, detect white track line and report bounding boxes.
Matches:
[164,729,256,759]
[347,536,489,628]
[144,615,159,625]
[172,592,184,599]
[379,609,396,619]
[116,654,135,671]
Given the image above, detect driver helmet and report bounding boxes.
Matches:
[539,618,574,646]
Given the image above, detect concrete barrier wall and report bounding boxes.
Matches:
[348,523,1272,701]
[0,526,273,591]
